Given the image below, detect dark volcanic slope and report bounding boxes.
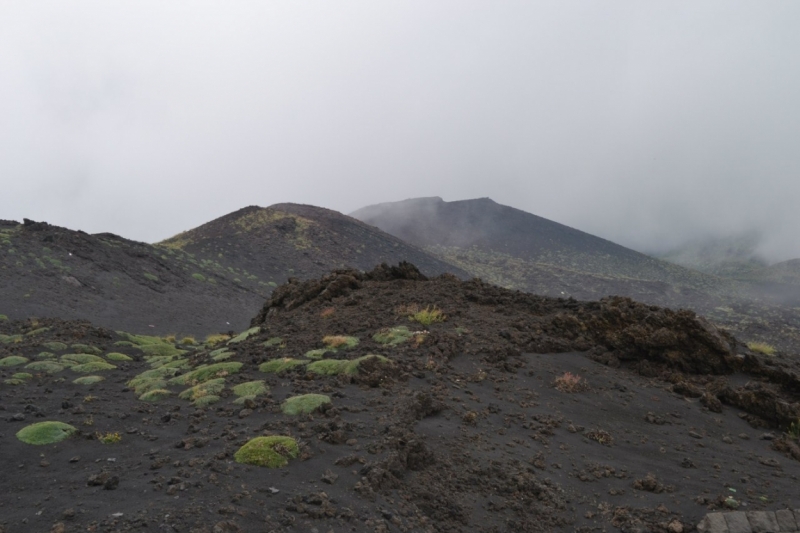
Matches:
[0,219,262,335]
[159,203,468,282]
[2,264,799,533]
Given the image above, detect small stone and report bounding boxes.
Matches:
[689,430,703,439]
[62,509,75,519]
[69,456,80,463]
[667,519,683,533]
[321,469,338,484]
[738,433,750,440]
[237,409,253,419]
[40,460,50,467]
[9,413,25,422]
[759,433,775,441]
[50,523,65,533]
[722,436,734,444]
[346,438,358,446]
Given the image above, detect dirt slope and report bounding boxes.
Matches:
[2,263,799,533]
[0,219,262,336]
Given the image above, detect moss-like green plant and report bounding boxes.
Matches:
[193,395,220,407]
[373,326,413,346]
[25,361,64,374]
[205,333,231,346]
[304,348,331,360]
[70,362,116,373]
[12,372,33,380]
[282,394,331,415]
[262,337,284,348]
[180,336,196,345]
[191,273,206,282]
[0,314,7,321]
[16,421,77,445]
[233,380,267,398]
[139,389,171,402]
[228,327,261,344]
[42,342,68,352]
[36,351,56,360]
[259,358,307,374]
[113,340,137,347]
[409,306,446,326]
[70,344,102,355]
[306,355,390,376]
[25,327,50,336]
[132,378,167,395]
[105,352,132,362]
[61,354,106,365]
[143,272,159,282]
[0,356,29,367]
[234,436,299,468]
[139,343,186,358]
[178,362,242,384]
[211,351,234,362]
[73,375,104,385]
[0,334,22,344]
[748,342,776,356]
[128,366,181,390]
[322,335,359,350]
[179,378,225,401]
[160,358,191,369]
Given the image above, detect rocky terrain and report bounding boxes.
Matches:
[1,263,799,533]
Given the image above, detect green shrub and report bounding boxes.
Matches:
[304,348,331,360]
[16,421,77,445]
[262,337,284,348]
[373,326,413,346]
[228,327,261,344]
[36,351,56,359]
[139,389,171,402]
[70,362,116,373]
[105,352,132,362]
[42,342,68,352]
[234,436,299,468]
[233,380,267,398]
[748,342,776,356]
[306,354,389,376]
[409,306,446,326]
[25,361,64,374]
[259,358,307,374]
[282,394,331,415]
[70,344,101,355]
[73,375,104,385]
[179,378,225,401]
[0,356,29,367]
[191,273,206,282]
[178,362,242,384]
[61,354,105,365]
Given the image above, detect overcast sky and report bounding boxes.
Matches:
[2,2,799,261]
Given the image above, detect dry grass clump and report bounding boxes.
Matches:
[205,333,231,346]
[748,342,776,356]
[586,429,613,446]
[96,431,122,444]
[320,307,335,318]
[554,372,587,393]
[322,335,359,349]
[408,305,446,326]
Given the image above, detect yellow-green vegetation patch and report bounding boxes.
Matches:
[160,358,191,369]
[282,394,331,415]
[61,353,106,365]
[73,375,104,385]
[42,341,68,352]
[373,326,413,346]
[262,337,284,348]
[193,395,220,407]
[16,421,77,445]
[234,436,299,468]
[748,342,776,356]
[105,352,132,362]
[129,366,181,389]
[25,327,50,336]
[70,344,102,355]
[409,305,446,326]
[179,378,225,402]
[304,348,331,360]
[26,361,64,374]
[191,273,206,282]
[70,362,116,373]
[4,378,25,385]
[227,327,261,344]
[211,351,234,362]
[0,356,29,367]
[179,336,196,345]
[322,335,359,350]
[0,334,22,344]
[205,333,231,346]
[12,372,33,380]
[132,379,167,395]
[233,380,267,398]
[139,389,171,402]
[114,340,137,348]
[178,362,242,384]
[0,314,6,321]
[259,358,307,374]
[36,352,56,360]
[139,343,186,358]
[307,354,390,376]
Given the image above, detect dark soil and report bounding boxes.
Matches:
[2,263,800,532]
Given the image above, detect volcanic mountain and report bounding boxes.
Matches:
[158,203,468,284]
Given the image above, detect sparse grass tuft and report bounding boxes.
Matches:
[105,352,132,362]
[205,333,231,346]
[228,327,261,344]
[259,358,307,374]
[61,354,105,365]
[554,372,586,393]
[162,334,177,343]
[143,272,159,282]
[306,354,390,376]
[25,327,50,336]
[373,326,413,346]
[320,307,335,318]
[788,420,800,441]
[233,380,268,398]
[26,361,64,374]
[73,375,104,385]
[42,342,68,352]
[139,389,171,402]
[36,352,56,360]
[234,436,299,468]
[748,342,776,356]
[0,356,29,367]
[191,273,206,282]
[96,431,122,444]
[0,314,6,321]
[409,305,446,326]
[282,394,331,415]
[128,367,181,391]
[304,349,330,360]
[178,362,242,384]
[193,395,220,407]
[179,377,225,401]
[16,421,77,445]
[70,361,116,373]
[262,337,284,348]
[70,344,101,355]
[322,335,359,350]
[180,336,196,345]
